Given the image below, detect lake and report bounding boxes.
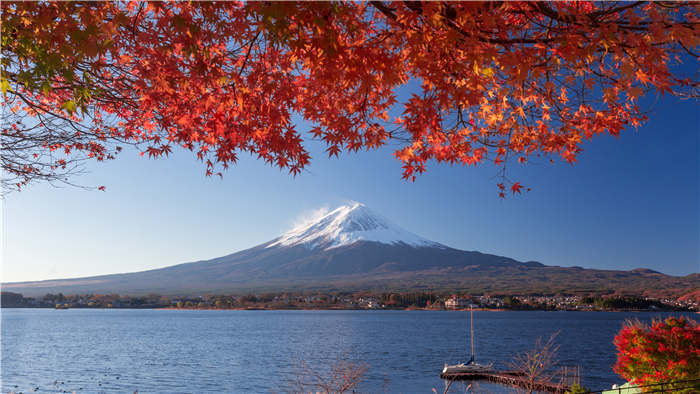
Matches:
[1,309,696,393]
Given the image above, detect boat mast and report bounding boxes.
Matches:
[470,304,475,361]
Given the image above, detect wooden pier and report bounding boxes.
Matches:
[440,370,573,393]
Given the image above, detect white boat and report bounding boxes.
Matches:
[442,306,494,374]
[442,360,494,374]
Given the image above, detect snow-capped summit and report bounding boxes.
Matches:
[267,202,443,250]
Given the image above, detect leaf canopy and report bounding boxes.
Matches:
[1,1,698,193]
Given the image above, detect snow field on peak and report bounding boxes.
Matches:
[267,203,443,250]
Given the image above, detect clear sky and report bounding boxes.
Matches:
[2,87,698,282]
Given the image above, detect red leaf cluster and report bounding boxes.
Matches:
[2,2,698,192]
[613,317,700,392]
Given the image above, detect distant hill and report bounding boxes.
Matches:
[4,203,697,297]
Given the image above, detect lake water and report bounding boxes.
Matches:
[1,309,696,393]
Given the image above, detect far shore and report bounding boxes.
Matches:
[4,291,696,312]
[4,306,698,314]
[147,306,692,313]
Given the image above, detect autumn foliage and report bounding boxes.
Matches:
[1,2,698,193]
[613,317,700,393]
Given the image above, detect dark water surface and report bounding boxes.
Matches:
[2,309,696,393]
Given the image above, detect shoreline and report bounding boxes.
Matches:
[4,306,694,313]
[154,307,699,312]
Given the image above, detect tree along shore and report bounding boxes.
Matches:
[2,291,697,312]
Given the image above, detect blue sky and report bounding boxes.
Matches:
[2,89,698,282]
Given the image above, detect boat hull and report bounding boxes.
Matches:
[442,363,494,374]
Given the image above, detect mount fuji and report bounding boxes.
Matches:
[4,202,695,297]
[268,202,444,250]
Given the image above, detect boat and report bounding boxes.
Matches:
[442,305,494,374]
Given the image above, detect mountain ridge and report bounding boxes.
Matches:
[3,203,697,297]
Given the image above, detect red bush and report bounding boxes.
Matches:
[613,317,699,392]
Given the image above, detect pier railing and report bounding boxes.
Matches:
[440,370,575,393]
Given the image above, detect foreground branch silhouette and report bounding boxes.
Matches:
[508,332,568,394]
[290,358,369,394]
